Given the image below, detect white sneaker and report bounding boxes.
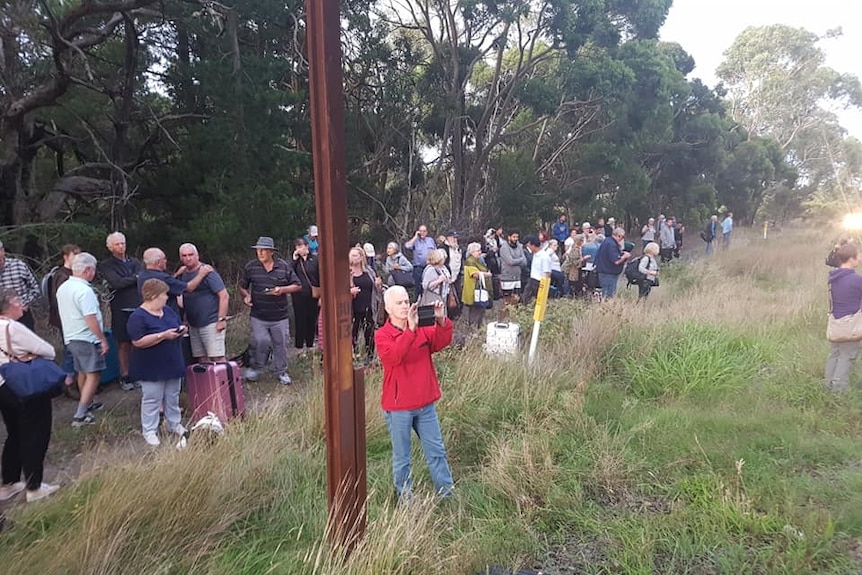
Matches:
[142,431,160,446]
[0,481,25,501]
[243,368,260,382]
[278,373,292,385]
[170,424,188,436]
[26,483,59,503]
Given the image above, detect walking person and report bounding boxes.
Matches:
[721,212,733,249]
[375,287,454,499]
[127,279,188,446]
[637,243,660,300]
[658,217,676,263]
[0,290,60,502]
[291,238,321,352]
[825,242,862,392]
[702,215,719,256]
[239,237,301,385]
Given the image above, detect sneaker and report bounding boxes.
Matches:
[169,424,188,436]
[26,483,59,503]
[133,380,142,389]
[87,401,103,412]
[278,373,292,386]
[244,368,260,382]
[0,481,25,501]
[120,377,136,391]
[142,432,160,446]
[71,413,96,427]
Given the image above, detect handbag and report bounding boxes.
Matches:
[473,274,492,309]
[299,259,320,299]
[826,286,862,342]
[447,290,459,310]
[390,268,415,288]
[0,324,65,400]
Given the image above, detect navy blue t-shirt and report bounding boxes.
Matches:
[127,306,186,381]
[180,269,226,327]
[595,236,624,275]
[137,269,186,315]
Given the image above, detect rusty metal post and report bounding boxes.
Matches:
[306,0,367,551]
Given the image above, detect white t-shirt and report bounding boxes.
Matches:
[530,249,552,281]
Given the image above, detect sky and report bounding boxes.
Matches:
[660,0,862,139]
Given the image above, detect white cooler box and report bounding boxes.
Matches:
[484,322,520,356]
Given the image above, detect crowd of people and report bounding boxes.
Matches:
[0,209,740,502]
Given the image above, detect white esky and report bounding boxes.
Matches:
[660,0,862,139]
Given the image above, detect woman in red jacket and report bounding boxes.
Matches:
[374,285,454,499]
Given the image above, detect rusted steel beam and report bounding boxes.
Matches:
[305,0,367,551]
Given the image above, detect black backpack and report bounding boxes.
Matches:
[624,256,647,285]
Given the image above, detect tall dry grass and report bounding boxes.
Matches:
[1,227,846,574]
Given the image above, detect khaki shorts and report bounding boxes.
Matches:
[189,323,226,358]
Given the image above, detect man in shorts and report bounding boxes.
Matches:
[177,243,229,361]
[57,253,109,427]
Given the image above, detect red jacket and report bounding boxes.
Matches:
[375,317,453,411]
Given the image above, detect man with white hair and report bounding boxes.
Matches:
[375,286,454,499]
[57,253,108,426]
[137,247,213,316]
[98,232,144,390]
[177,243,229,362]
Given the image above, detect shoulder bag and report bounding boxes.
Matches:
[0,323,65,400]
[826,284,862,342]
[473,274,492,309]
[299,259,320,298]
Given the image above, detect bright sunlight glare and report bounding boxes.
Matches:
[842,213,862,230]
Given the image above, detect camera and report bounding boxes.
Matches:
[417,305,436,327]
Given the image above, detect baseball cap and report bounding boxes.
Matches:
[363,243,376,258]
[582,222,591,229]
[309,225,319,236]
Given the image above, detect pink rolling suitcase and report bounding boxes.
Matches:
[186,361,246,423]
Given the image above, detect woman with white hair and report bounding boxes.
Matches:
[381,242,413,287]
[638,242,660,300]
[419,249,451,306]
[374,286,454,499]
[461,242,493,328]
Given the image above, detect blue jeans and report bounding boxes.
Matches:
[598,273,619,299]
[384,403,454,498]
[706,240,714,255]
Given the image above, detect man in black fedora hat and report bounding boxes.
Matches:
[239,237,301,385]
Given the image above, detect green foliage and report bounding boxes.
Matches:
[620,323,768,399]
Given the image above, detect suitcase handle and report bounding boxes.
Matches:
[191,364,208,373]
[494,323,510,328]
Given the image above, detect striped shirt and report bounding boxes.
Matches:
[240,258,301,321]
[0,257,41,306]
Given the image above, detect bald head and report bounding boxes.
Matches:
[143,247,167,269]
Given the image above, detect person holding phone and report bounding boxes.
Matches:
[375,286,454,499]
[403,224,437,299]
[127,278,188,446]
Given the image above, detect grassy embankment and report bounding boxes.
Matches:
[1,229,861,574]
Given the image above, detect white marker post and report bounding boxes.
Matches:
[528,277,551,366]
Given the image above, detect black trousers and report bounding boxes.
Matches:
[522,278,540,304]
[638,281,653,300]
[352,308,375,359]
[660,248,674,263]
[0,385,52,490]
[292,293,320,349]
